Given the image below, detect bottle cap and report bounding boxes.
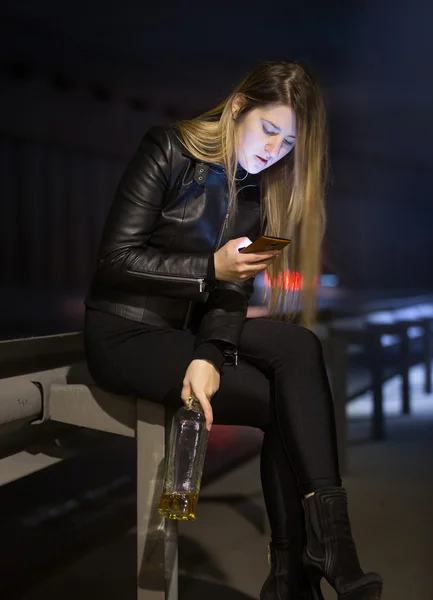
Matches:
[187,395,204,414]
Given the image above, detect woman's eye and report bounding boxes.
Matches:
[263,126,293,148]
[263,126,274,136]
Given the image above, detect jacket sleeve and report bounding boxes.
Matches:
[95,126,210,301]
[193,278,255,362]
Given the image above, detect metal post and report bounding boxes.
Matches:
[163,411,178,600]
[136,398,166,600]
[165,519,178,600]
[399,324,410,415]
[367,326,385,441]
[328,331,348,475]
[422,318,432,394]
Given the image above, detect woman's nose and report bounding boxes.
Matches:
[265,140,282,158]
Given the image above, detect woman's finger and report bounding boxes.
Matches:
[181,381,192,406]
[244,261,274,273]
[193,391,213,431]
[242,251,281,263]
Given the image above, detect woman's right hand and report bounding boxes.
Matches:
[181,359,220,431]
[214,237,281,282]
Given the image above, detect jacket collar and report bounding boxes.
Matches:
[180,148,255,181]
[172,126,259,186]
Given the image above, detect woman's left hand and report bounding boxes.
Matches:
[181,359,220,430]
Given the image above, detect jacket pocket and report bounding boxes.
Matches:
[126,270,206,299]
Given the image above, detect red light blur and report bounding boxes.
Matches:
[264,270,303,291]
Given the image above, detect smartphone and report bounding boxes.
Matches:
[239,235,292,254]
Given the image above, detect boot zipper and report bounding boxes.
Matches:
[127,270,205,293]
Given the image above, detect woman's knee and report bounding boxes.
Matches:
[288,323,322,351]
[269,322,325,371]
[266,320,323,354]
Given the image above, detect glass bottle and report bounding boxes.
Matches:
[158,397,209,521]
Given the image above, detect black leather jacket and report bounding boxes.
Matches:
[85,125,262,363]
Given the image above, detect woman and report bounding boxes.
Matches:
[84,61,382,599]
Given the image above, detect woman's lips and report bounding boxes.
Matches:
[255,155,268,166]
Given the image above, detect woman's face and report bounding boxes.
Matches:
[233,101,296,174]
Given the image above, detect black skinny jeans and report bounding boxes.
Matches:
[84,307,342,544]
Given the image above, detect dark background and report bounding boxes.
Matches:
[1,0,432,331]
[0,4,432,598]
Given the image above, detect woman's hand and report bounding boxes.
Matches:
[181,359,220,430]
[214,237,281,282]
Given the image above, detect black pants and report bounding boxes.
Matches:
[84,307,341,545]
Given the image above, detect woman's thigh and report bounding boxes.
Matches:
[85,308,272,429]
[239,317,324,370]
[85,308,196,406]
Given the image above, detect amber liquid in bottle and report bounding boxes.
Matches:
[158,492,198,521]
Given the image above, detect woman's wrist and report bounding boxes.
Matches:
[213,253,218,280]
[193,341,226,373]
[207,254,216,282]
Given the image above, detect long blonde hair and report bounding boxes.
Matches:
[175,60,328,326]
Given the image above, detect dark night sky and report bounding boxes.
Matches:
[1,0,432,291]
[2,0,432,158]
[1,1,357,69]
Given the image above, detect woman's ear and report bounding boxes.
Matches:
[231,93,245,119]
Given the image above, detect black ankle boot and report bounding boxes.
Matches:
[302,487,382,599]
[260,540,324,600]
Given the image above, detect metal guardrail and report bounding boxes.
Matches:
[0,332,84,430]
[0,331,84,376]
[329,305,433,440]
[0,331,177,600]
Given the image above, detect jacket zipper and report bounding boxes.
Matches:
[215,213,229,250]
[215,192,231,250]
[215,180,257,250]
[127,270,205,293]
